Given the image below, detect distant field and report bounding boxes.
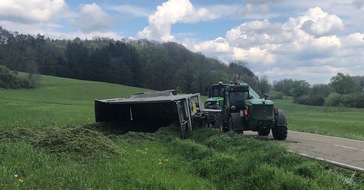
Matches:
[1,75,363,189]
[0,75,146,130]
[274,97,364,141]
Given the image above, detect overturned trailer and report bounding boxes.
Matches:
[95,90,213,138]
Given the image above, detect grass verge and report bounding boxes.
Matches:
[1,125,363,189]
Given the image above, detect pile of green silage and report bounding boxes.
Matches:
[0,122,180,161]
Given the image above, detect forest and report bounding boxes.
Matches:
[0,26,268,95]
[1,26,363,107]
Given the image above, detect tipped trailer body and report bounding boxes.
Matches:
[95,90,208,138]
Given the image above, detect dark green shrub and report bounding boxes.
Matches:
[325,93,344,107]
[311,95,325,106]
[0,65,38,89]
[296,95,325,106]
[296,95,310,105]
[354,93,364,108]
[325,92,364,108]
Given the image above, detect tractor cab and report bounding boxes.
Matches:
[224,84,250,113]
[204,82,229,109]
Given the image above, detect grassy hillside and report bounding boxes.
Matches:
[0,75,363,189]
[0,75,146,130]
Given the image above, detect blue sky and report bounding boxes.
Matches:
[0,0,364,84]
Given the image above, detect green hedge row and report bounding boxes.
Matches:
[325,93,364,108]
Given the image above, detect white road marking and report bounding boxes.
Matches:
[289,151,364,173]
[334,144,364,151]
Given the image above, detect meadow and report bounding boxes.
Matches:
[273,97,364,140]
[0,74,363,189]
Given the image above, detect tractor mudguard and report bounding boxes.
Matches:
[230,113,243,130]
[276,109,287,126]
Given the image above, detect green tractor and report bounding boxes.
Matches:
[204,82,288,140]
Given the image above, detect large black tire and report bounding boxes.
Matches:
[258,128,270,136]
[272,109,288,140]
[272,125,287,140]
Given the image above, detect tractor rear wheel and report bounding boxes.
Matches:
[258,128,270,136]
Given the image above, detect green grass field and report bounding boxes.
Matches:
[0,75,363,189]
[0,75,145,130]
[273,97,364,140]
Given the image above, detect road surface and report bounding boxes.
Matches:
[244,130,364,171]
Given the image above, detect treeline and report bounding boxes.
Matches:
[273,73,364,108]
[0,26,271,94]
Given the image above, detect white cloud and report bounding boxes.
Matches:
[298,7,344,37]
[259,65,346,84]
[70,3,114,33]
[226,19,282,47]
[107,5,151,17]
[138,0,218,41]
[344,32,364,47]
[352,0,364,9]
[0,20,63,35]
[45,31,124,40]
[0,19,123,40]
[183,6,364,84]
[236,4,278,19]
[247,0,280,4]
[0,0,67,24]
[233,47,275,65]
[192,37,231,53]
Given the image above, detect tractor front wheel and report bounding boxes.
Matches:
[258,128,270,136]
[272,125,287,140]
[272,109,288,140]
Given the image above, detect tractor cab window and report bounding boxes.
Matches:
[212,86,225,97]
[229,92,248,104]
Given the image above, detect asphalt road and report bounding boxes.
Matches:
[244,130,364,172]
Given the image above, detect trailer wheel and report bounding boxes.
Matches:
[258,128,270,136]
[272,109,288,140]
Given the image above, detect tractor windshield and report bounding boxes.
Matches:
[211,85,225,97]
[229,91,248,104]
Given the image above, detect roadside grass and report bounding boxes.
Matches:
[273,97,364,140]
[0,74,363,189]
[1,126,363,189]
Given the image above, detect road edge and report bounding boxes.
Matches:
[289,151,364,173]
